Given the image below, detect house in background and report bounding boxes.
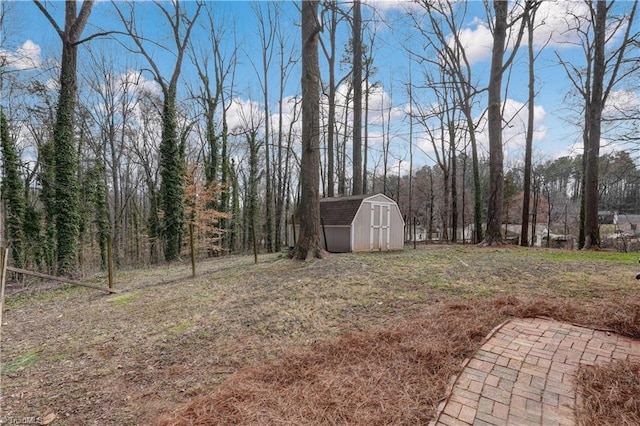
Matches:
[617,214,640,234]
[288,193,405,253]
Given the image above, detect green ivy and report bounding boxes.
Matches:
[0,107,26,268]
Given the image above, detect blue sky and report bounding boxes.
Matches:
[2,0,639,175]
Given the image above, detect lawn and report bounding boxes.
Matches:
[1,245,638,425]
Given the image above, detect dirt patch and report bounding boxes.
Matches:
[1,246,639,425]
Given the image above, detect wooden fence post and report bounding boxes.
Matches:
[189,223,196,278]
[0,247,9,330]
[291,214,297,246]
[107,235,114,289]
[252,226,258,264]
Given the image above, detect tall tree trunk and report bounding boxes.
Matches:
[325,6,337,197]
[520,9,535,247]
[35,0,95,274]
[290,0,323,260]
[450,126,458,242]
[0,107,26,268]
[363,78,369,194]
[483,0,508,245]
[258,8,275,253]
[246,131,260,252]
[583,0,607,249]
[160,93,185,261]
[55,5,84,273]
[351,0,363,195]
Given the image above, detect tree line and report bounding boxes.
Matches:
[1,0,639,273]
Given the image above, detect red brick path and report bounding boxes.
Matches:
[431,318,640,426]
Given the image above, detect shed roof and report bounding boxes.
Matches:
[320,195,368,226]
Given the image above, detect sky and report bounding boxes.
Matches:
[2,0,639,176]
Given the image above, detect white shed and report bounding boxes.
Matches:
[288,193,405,253]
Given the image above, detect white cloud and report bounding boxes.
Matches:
[529,1,590,48]
[0,39,42,70]
[444,1,593,65]
[473,98,548,160]
[45,77,60,91]
[364,0,424,13]
[603,90,640,115]
[269,95,302,136]
[226,97,265,134]
[366,83,405,124]
[452,18,494,65]
[118,70,162,96]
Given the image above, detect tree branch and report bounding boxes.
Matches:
[32,0,63,38]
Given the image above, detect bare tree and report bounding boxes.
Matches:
[274,19,299,251]
[483,0,532,245]
[413,0,487,243]
[290,0,324,260]
[319,2,340,197]
[556,1,638,248]
[413,67,462,242]
[114,0,202,261]
[351,0,363,195]
[190,3,237,253]
[252,3,278,252]
[520,6,549,247]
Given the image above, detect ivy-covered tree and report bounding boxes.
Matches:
[85,157,111,270]
[114,0,202,262]
[34,0,97,274]
[0,107,26,268]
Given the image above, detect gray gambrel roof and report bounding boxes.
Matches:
[294,194,399,227]
[319,195,370,226]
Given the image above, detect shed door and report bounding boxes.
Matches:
[370,203,390,251]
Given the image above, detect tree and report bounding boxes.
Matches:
[1,107,26,268]
[290,0,324,260]
[114,1,202,261]
[190,3,237,253]
[413,67,460,242]
[351,0,363,195]
[82,48,143,267]
[557,1,638,249]
[252,3,277,252]
[130,90,163,264]
[483,0,531,245]
[520,7,537,246]
[34,0,98,274]
[274,23,299,251]
[415,0,487,243]
[584,1,637,248]
[319,2,345,197]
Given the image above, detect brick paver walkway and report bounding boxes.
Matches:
[431,318,640,426]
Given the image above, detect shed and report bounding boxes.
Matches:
[288,193,405,253]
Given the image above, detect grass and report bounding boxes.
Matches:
[1,349,41,376]
[1,245,638,425]
[107,291,139,307]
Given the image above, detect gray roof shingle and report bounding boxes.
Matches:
[319,195,368,226]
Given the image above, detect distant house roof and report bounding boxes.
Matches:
[320,195,369,226]
[619,214,640,224]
